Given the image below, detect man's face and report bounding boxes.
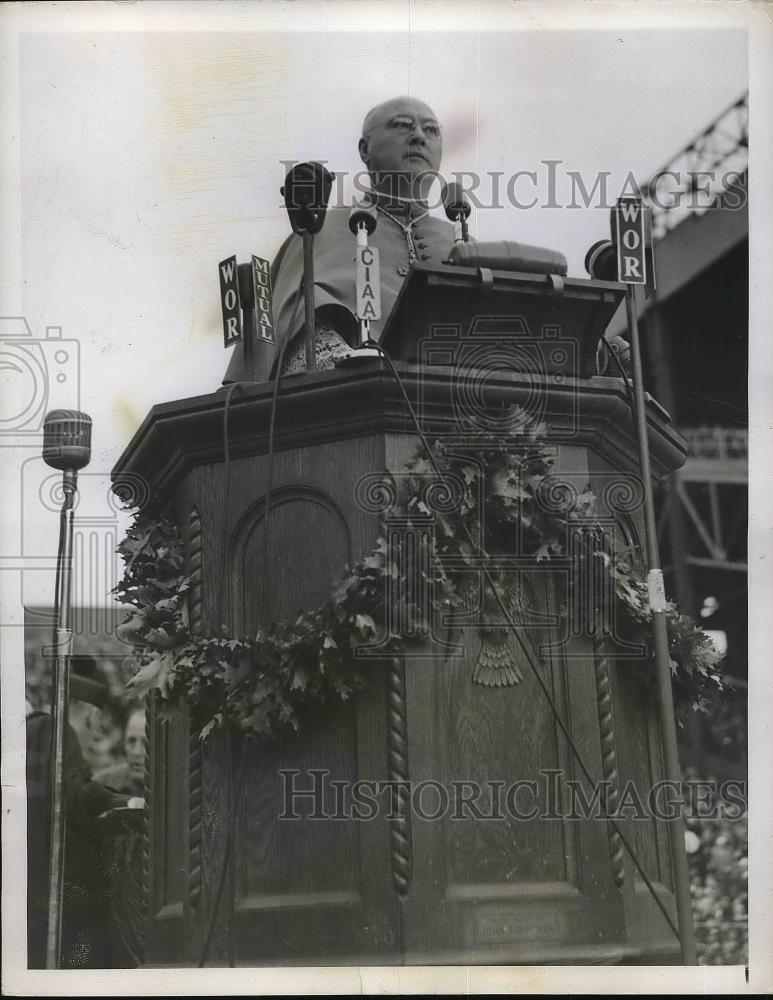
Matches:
[124,709,146,779]
[68,701,102,762]
[359,98,443,187]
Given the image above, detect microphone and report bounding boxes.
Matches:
[348,199,378,237]
[442,181,471,243]
[280,162,336,372]
[41,407,92,968]
[589,204,656,294]
[584,240,617,282]
[281,161,335,235]
[584,237,632,377]
[42,410,92,471]
[347,200,381,354]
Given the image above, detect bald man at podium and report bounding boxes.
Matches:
[222,95,631,383]
[223,96,456,382]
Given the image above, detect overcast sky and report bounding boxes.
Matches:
[0,3,751,610]
[4,10,773,993]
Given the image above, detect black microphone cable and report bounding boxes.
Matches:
[368,341,683,945]
[605,337,636,404]
[198,282,303,968]
[195,377,241,968]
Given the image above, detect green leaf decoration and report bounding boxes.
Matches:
[115,431,726,742]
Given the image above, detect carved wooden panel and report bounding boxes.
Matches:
[197,729,233,966]
[444,573,568,887]
[221,466,395,961]
[144,698,190,965]
[131,379,686,964]
[233,485,352,630]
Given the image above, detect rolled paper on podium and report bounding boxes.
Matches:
[447,240,568,276]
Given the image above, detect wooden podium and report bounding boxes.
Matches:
[114,342,688,966]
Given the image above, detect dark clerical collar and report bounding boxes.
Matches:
[368,189,430,220]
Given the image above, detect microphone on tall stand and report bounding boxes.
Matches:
[349,199,379,347]
[442,181,471,244]
[337,199,382,368]
[281,161,335,372]
[41,409,92,969]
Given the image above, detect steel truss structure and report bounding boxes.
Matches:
[644,93,748,240]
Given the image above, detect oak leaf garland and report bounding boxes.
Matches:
[114,424,724,740]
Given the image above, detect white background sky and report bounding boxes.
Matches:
[15,22,747,454]
[1,4,772,994]
[5,9,747,465]
[1,5,750,615]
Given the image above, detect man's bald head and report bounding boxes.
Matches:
[359,96,443,196]
[361,96,440,139]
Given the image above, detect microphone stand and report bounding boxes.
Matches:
[338,204,381,367]
[355,221,371,347]
[302,232,316,373]
[281,162,335,374]
[237,262,257,383]
[624,283,698,965]
[45,467,78,969]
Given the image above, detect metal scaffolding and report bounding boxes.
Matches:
[644,93,748,240]
[660,428,748,578]
[639,96,749,708]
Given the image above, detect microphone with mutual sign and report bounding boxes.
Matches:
[281,162,335,372]
[442,181,471,244]
[41,409,92,969]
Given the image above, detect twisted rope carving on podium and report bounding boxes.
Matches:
[187,506,203,910]
[141,691,152,925]
[188,732,203,910]
[594,638,625,889]
[387,653,412,896]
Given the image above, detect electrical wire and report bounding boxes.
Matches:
[198,309,681,958]
[370,342,683,944]
[196,380,241,967]
[606,339,635,405]
[198,286,301,968]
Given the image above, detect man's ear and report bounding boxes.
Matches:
[358,136,370,169]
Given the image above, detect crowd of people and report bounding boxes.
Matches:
[26,654,145,968]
